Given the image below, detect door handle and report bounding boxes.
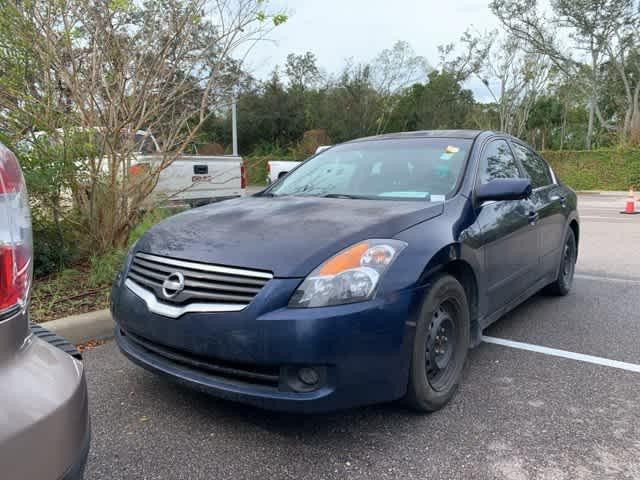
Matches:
[550,194,567,207]
[528,211,539,225]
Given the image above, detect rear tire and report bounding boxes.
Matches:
[30,322,82,360]
[403,274,469,412]
[544,228,577,296]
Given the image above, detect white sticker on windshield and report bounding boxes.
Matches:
[431,194,446,203]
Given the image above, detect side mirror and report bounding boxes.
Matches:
[476,178,532,203]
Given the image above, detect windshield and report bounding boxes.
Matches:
[266,138,472,200]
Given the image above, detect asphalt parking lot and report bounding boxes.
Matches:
[83,193,640,480]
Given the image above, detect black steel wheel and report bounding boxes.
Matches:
[403,274,469,412]
[545,228,577,296]
[425,302,459,392]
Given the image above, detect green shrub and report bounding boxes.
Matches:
[88,249,126,288]
[244,156,270,186]
[128,208,178,244]
[31,219,76,277]
[543,148,640,191]
[30,207,80,277]
[87,207,179,286]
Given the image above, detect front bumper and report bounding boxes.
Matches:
[113,278,422,413]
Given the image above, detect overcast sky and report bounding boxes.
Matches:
[244,0,500,101]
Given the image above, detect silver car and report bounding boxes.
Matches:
[0,142,90,479]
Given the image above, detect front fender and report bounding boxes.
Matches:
[387,196,486,317]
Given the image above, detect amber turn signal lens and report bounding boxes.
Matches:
[318,242,369,276]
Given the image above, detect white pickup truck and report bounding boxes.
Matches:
[267,146,331,183]
[134,154,245,206]
[267,160,301,184]
[129,131,246,206]
[26,129,245,206]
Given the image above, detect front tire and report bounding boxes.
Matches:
[545,228,577,296]
[403,274,470,412]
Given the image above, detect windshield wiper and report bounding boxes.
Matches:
[322,193,362,199]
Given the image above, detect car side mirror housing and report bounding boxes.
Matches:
[476,178,532,203]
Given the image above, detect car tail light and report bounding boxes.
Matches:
[0,144,32,318]
[129,164,144,176]
[240,164,246,189]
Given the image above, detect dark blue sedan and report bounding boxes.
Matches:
[111,130,579,413]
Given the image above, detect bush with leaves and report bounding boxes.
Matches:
[0,0,286,256]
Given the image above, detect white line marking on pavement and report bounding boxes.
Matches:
[482,336,640,373]
[580,215,636,220]
[575,274,640,284]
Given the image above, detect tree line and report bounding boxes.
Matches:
[206,0,640,155]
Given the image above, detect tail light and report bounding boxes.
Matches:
[129,164,143,176]
[0,143,32,318]
[240,164,246,189]
[129,162,150,177]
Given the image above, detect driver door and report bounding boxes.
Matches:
[474,139,539,314]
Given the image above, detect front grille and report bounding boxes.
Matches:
[122,328,280,389]
[128,252,272,307]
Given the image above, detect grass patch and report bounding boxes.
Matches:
[30,267,110,323]
[88,249,126,288]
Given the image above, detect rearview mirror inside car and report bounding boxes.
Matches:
[476,178,532,203]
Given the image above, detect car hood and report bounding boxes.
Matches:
[137,196,443,277]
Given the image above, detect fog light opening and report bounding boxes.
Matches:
[298,367,320,386]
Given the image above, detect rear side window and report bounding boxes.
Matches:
[511,142,552,189]
[478,139,520,184]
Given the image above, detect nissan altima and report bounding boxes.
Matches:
[110,130,579,413]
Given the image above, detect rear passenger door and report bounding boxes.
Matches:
[474,139,539,314]
[510,142,566,279]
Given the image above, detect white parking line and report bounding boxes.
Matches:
[575,274,640,284]
[482,336,640,373]
[580,215,636,221]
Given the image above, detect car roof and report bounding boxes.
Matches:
[346,130,489,144]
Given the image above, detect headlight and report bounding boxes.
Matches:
[289,239,407,308]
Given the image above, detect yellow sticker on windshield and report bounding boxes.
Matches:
[445,146,460,154]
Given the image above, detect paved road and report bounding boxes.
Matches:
[576,193,640,279]
[83,194,640,479]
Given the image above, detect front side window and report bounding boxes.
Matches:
[478,139,521,184]
[267,138,472,200]
[511,142,552,189]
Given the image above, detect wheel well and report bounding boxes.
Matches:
[443,260,478,321]
[569,220,579,254]
[442,260,479,335]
